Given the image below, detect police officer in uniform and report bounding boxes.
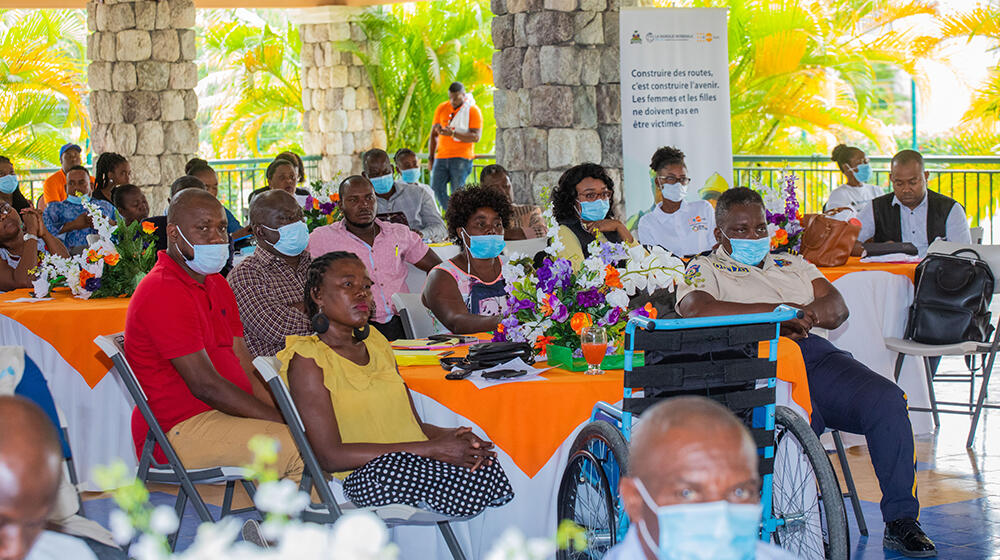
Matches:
[676,187,936,558]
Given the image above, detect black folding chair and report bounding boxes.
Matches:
[253,356,470,560]
[95,334,258,550]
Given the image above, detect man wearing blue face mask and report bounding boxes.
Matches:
[229,190,313,357]
[609,396,796,560]
[393,148,440,212]
[41,166,115,252]
[676,188,935,558]
[125,189,305,486]
[0,156,33,213]
[362,149,447,242]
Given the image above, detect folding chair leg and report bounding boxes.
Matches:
[922,357,941,428]
[832,431,867,537]
[893,353,905,382]
[168,490,188,551]
[967,350,997,448]
[437,521,467,560]
[241,479,257,501]
[222,480,236,517]
[177,474,214,523]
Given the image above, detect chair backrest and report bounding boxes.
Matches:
[503,238,547,259]
[93,333,184,470]
[391,292,449,339]
[927,240,1000,294]
[255,356,343,517]
[970,227,985,245]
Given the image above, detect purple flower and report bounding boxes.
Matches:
[576,289,604,308]
[509,296,535,312]
[550,296,569,322]
[630,306,653,319]
[304,195,314,208]
[551,258,574,289]
[84,277,101,291]
[599,306,622,326]
[597,242,629,265]
[319,202,336,214]
[536,260,557,293]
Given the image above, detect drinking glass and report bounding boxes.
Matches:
[580,326,608,376]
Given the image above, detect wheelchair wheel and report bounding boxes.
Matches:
[556,420,629,560]
[772,406,849,560]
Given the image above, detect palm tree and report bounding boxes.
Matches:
[199,10,304,158]
[0,9,88,167]
[659,0,940,155]
[335,0,495,154]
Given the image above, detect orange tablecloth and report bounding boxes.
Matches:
[400,336,810,478]
[817,257,917,283]
[0,288,126,388]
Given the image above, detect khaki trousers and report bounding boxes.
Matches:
[167,409,304,481]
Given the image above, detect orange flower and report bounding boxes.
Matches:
[329,193,340,203]
[571,312,593,335]
[104,252,120,266]
[141,221,157,234]
[534,335,555,352]
[79,269,94,288]
[539,296,553,317]
[86,249,100,263]
[496,323,505,334]
[643,302,658,320]
[604,265,623,289]
[312,197,320,210]
[771,228,788,249]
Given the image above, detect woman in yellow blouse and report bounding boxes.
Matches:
[551,163,635,268]
[278,251,513,516]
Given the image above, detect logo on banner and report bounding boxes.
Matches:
[644,32,695,43]
[698,32,715,42]
[630,30,642,44]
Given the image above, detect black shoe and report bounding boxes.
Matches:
[884,518,937,557]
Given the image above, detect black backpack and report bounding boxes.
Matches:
[906,249,995,345]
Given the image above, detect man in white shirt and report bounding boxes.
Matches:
[0,396,97,560]
[856,150,970,255]
[606,396,797,560]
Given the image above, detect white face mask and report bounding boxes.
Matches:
[176,227,229,275]
[661,182,687,202]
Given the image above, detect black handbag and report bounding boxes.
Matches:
[466,341,534,368]
[906,249,995,345]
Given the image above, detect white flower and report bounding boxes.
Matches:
[606,289,629,309]
[180,518,243,560]
[254,479,310,517]
[274,522,331,559]
[31,272,50,298]
[149,505,180,536]
[109,510,135,545]
[502,262,526,283]
[484,528,553,560]
[328,511,392,559]
[130,533,167,560]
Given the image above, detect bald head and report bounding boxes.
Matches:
[249,188,299,227]
[167,188,223,224]
[0,397,63,560]
[630,396,757,482]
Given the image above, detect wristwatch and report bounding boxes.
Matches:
[23,233,40,242]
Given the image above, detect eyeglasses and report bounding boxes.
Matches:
[657,175,690,185]
[577,190,612,202]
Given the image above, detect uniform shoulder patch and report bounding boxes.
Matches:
[772,258,791,268]
[684,264,701,283]
[711,261,749,274]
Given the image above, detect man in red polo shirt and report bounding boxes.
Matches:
[124,188,303,479]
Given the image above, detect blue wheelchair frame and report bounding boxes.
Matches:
[580,306,799,545]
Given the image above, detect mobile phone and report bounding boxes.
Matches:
[445,368,473,380]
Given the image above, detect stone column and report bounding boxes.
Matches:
[296,8,386,181]
[491,0,627,204]
[86,0,198,213]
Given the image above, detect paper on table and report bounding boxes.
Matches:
[860,254,922,263]
[7,297,53,303]
[467,357,553,390]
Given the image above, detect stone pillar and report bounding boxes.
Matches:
[491,0,627,204]
[296,8,386,181]
[86,0,198,213]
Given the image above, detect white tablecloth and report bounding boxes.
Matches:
[825,270,933,436]
[1,314,135,491]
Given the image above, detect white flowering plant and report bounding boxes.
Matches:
[30,200,157,299]
[494,207,686,354]
[95,436,566,560]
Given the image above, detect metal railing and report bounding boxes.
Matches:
[732,155,1000,244]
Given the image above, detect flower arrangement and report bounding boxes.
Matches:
[753,172,803,253]
[31,200,158,299]
[95,435,561,560]
[493,208,685,354]
[304,179,343,232]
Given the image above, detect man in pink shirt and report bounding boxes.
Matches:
[308,175,441,340]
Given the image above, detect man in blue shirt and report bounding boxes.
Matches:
[42,166,114,252]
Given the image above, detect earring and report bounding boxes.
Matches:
[353,323,370,341]
[311,310,330,334]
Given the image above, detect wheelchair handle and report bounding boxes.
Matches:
[631,304,802,331]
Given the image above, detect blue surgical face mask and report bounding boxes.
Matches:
[634,479,761,560]
[0,174,17,195]
[579,199,610,222]
[66,193,89,205]
[463,230,505,260]
[400,168,421,184]
[176,227,229,275]
[721,229,771,266]
[261,220,309,257]
[851,163,872,184]
[370,174,394,195]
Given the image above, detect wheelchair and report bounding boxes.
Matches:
[556,307,849,560]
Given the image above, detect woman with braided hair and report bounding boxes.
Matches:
[277,251,513,516]
[92,152,130,204]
